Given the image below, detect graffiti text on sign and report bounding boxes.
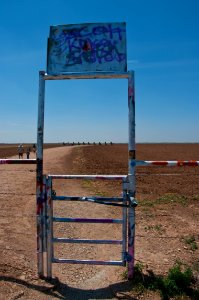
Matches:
[51,24,126,66]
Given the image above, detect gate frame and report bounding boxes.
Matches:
[36,70,136,279]
[46,174,130,279]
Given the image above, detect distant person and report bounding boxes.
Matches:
[26,147,30,159]
[18,144,24,159]
[32,144,36,153]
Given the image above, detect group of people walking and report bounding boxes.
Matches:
[17,144,36,159]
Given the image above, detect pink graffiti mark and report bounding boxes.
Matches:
[127,246,134,278]
[128,86,134,97]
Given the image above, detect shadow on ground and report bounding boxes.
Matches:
[0,275,136,299]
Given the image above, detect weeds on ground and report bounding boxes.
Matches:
[122,261,198,300]
[192,194,199,201]
[144,224,165,234]
[184,235,198,251]
[82,180,107,197]
[82,179,92,188]
[156,194,188,206]
[95,191,107,197]
[139,199,155,207]
[139,193,188,208]
[192,261,199,273]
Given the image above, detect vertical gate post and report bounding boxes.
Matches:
[36,71,45,277]
[122,178,128,265]
[127,71,136,279]
[43,175,47,253]
[46,176,53,279]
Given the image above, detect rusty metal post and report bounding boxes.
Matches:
[36,70,45,277]
[127,71,136,279]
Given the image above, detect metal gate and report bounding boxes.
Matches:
[44,174,138,278]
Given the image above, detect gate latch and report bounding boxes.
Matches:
[129,197,138,207]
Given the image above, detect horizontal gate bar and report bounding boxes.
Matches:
[53,238,123,244]
[53,217,123,224]
[0,159,36,164]
[49,174,126,180]
[53,196,123,202]
[135,160,199,167]
[52,258,124,266]
[44,72,129,80]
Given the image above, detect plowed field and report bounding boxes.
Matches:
[0,144,198,299]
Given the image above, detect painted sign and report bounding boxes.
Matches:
[47,22,127,74]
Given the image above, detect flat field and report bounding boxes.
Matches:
[71,143,199,200]
[0,143,198,299]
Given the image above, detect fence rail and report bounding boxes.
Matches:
[0,159,36,164]
[49,174,127,180]
[135,160,199,167]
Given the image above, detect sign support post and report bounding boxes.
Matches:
[36,70,45,277]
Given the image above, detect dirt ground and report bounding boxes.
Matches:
[0,144,198,299]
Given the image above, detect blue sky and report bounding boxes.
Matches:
[0,0,198,143]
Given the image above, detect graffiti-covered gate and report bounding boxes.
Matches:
[36,22,137,279]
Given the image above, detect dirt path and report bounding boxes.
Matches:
[0,147,127,300]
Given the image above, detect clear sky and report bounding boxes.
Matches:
[0,0,198,143]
